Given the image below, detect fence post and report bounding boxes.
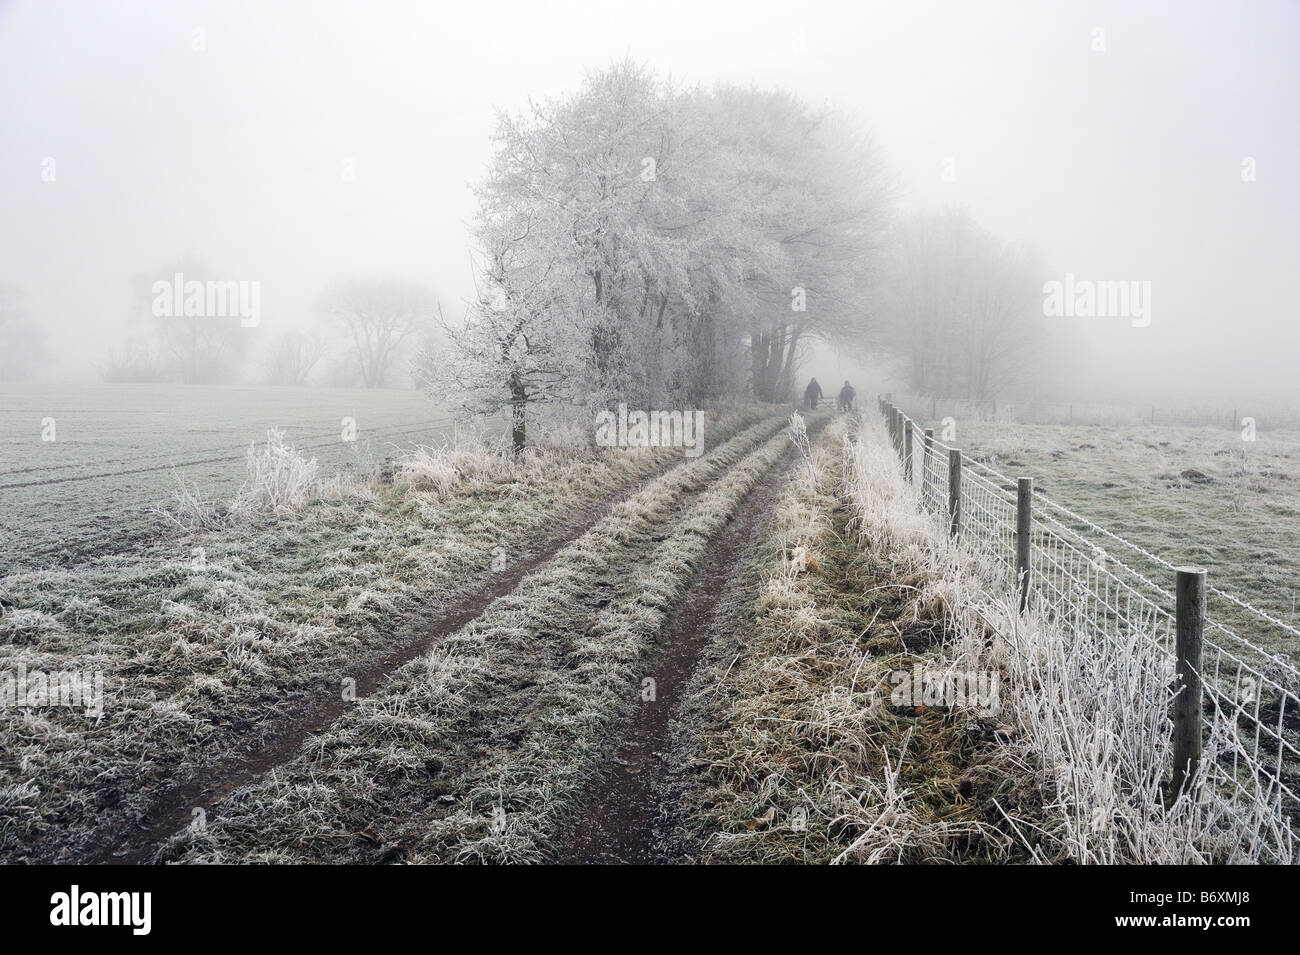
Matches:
[923,428,934,500]
[1016,477,1032,613]
[947,448,962,540]
[1171,567,1206,799]
[904,420,914,483]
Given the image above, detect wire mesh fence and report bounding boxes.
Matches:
[881,398,1300,859]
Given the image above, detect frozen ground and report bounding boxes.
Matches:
[0,384,461,569]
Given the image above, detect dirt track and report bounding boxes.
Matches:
[11,412,837,865]
[76,456,690,864]
[556,417,827,863]
[83,416,801,864]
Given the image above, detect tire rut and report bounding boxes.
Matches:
[83,446,709,865]
[112,416,786,864]
[555,415,829,863]
[327,424,797,862]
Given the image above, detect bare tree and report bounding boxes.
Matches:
[877,208,1044,404]
[703,87,892,403]
[99,339,166,382]
[416,239,577,453]
[137,259,252,384]
[316,277,436,388]
[263,330,326,385]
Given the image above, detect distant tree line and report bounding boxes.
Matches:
[94,261,438,388]
[5,64,1044,413]
[874,207,1048,405]
[416,60,893,449]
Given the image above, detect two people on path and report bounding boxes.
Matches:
[803,377,856,412]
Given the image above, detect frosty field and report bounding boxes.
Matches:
[947,418,1300,658]
[2,403,1297,865]
[0,384,460,570]
[0,404,779,862]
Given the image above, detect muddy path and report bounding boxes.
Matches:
[555,418,827,863]
[81,451,704,865]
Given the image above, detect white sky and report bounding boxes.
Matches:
[2,0,1297,401]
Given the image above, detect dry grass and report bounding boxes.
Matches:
[679,415,1041,863]
[682,409,1295,864]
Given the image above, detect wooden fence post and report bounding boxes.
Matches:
[923,428,934,500]
[1171,567,1206,799]
[947,448,962,540]
[904,419,914,483]
[1016,477,1032,613]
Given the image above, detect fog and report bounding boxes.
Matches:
[2,0,1297,404]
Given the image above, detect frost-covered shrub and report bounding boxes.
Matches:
[230,429,319,518]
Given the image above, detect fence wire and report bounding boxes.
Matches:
[881,402,1300,857]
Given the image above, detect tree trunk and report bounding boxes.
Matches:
[509,374,527,454]
[777,325,803,400]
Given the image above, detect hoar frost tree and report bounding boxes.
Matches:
[417,61,892,449]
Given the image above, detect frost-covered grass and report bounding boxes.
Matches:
[0,384,458,569]
[0,407,771,862]
[677,416,1039,863]
[158,414,796,863]
[952,419,1300,656]
[156,429,322,530]
[679,412,1296,864]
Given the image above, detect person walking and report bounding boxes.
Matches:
[804,377,823,410]
[837,380,856,412]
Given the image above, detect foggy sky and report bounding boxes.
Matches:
[2,0,1297,403]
